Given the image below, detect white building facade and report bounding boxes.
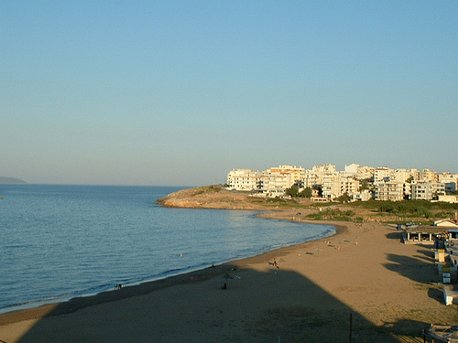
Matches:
[226,169,261,191]
[410,182,446,200]
[261,165,305,197]
[226,163,455,202]
[374,181,405,201]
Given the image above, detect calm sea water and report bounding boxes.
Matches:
[0,184,335,313]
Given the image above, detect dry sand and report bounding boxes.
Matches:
[0,218,457,342]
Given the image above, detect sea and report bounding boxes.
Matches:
[0,184,335,314]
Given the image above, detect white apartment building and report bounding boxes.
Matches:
[226,169,260,191]
[303,169,316,188]
[374,181,405,201]
[339,175,361,198]
[344,164,359,175]
[309,164,338,199]
[374,167,393,183]
[438,172,458,183]
[417,169,438,182]
[312,164,336,175]
[353,190,372,202]
[356,166,376,180]
[310,164,336,185]
[306,164,362,200]
[261,165,305,197]
[268,165,305,183]
[226,164,455,202]
[438,173,458,191]
[343,164,375,180]
[322,172,340,199]
[392,169,416,183]
[406,169,419,183]
[261,173,295,197]
[410,181,446,200]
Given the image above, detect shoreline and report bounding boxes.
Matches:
[1,218,456,341]
[0,215,341,326]
[1,192,456,341]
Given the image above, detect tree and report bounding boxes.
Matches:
[359,178,371,191]
[285,185,299,197]
[336,192,352,203]
[299,187,313,198]
[312,184,323,197]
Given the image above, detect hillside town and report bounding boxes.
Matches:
[226,164,458,203]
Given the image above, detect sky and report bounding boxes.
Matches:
[1,1,457,186]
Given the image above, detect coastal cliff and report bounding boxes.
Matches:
[157,185,326,226]
[157,185,310,211]
[158,185,458,224]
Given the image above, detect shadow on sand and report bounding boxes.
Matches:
[384,253,437,284]
[384,252,451,308]
[0,261,434,343]
[385,231,404,242]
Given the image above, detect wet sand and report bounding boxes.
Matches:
[0,219,456,342]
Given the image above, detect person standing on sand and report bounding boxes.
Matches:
[273,258,279,269]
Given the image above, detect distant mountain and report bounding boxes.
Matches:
[0,177,27,184]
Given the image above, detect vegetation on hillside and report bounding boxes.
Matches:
[162,185,458,224]
[193,185,223,194]
[285,185,312,198]
[306,209,363,222]
[349,199,458,220]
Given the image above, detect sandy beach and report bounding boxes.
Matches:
[1,214,456,342]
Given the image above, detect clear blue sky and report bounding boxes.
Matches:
[1,1,457,185]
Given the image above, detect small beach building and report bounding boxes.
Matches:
[434,219,458,228]
[402,226,447,244]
